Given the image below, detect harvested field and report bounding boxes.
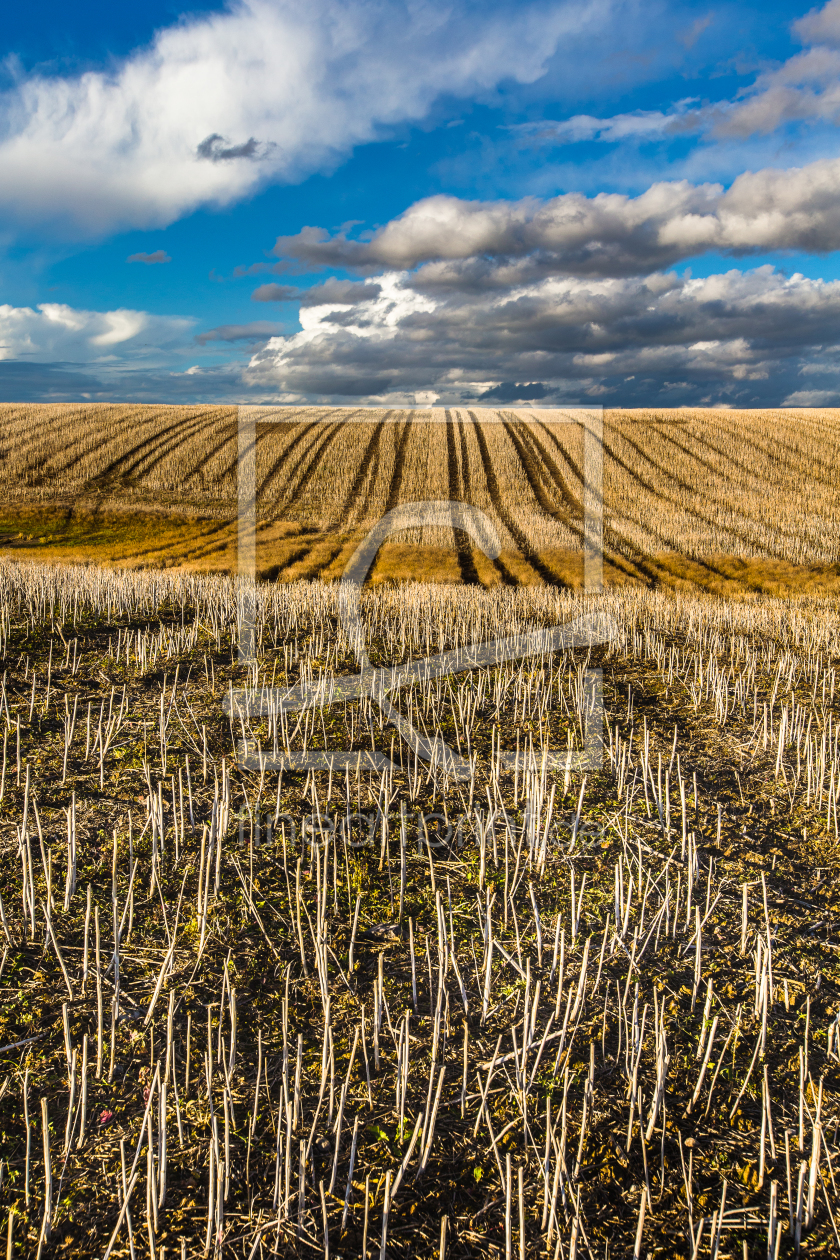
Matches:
[2,405,840,594]
[0,561,839,1256]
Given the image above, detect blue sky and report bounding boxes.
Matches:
[3,0,840,405]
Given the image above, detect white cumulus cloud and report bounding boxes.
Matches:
[0,0,608,235]
[0,302,192,361]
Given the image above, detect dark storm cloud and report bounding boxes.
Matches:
[196,135,267,162]
[298,279,382,306]
[195,322,281,344]
[127,250,171,264]
[245,265,840,406]
[251,283,302,302]
[0,361,112,402]
[478,382,549,401]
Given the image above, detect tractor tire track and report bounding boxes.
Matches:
[259,421,320,507]
[501,415,640,583]
[104,520,233,568]
[350,413,392,525]
[606,427,785,559]
[332,416,389,528]
[47,407,192,486]
[520,419,585,517]
[694,410,834,482]
[469,413,554,584]
[5,405,109,476]
[112,409,231,484]
[532,418,680,586]
[663,415,836,497]
[4,404,159,479]
[498,417,584,575]
[188,420,245,484]
[446,412,482,585]
[281,422,348,518]
[259,415,351,508]
[284,540,349,582]
[535,421,586,495]
[87,409,227,490]
[600,435,774,582]
[502,417,582,536]
[459,414,513,585]
[384,418,413,513]
[259,420,342,515]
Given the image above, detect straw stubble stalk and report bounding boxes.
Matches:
[379,1169,391,1260]
[39,1098,52,1248]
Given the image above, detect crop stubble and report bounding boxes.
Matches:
[0,563,838,1255]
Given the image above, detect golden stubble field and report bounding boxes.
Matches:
[1,403,839,594]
